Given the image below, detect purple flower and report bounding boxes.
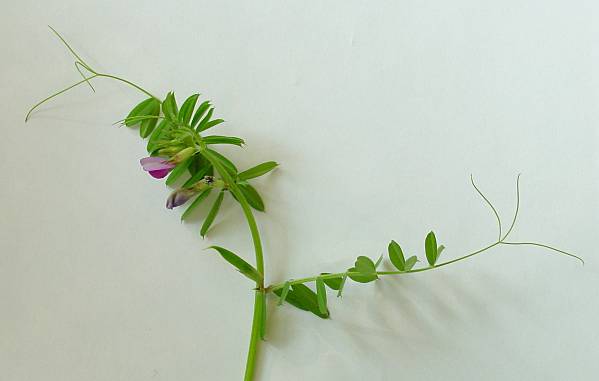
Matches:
[166,188,197,209]
[140,157,176,179]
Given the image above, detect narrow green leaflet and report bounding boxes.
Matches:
[375,254,383,268]
[273,284,330,318]
[320,273,343,290]
[139,100,160,138]
[336,274,348,297]
[388,240,406,271]
[404,256,418,271]
[139,116,158,138]
[124,98,152,126]
[162,92,178,120]
[203,135,245,146]
[178,94,200,125]
[199,118,225,132]
[125,98,158,127]
[165,156,193,186]
[181,188,212,221]
[237,161,279,181]
[277,281,291,306]
[292,284,329,318]
[196,107,214,131]
[207,246,261,282]
[121,114,157,125]
[147,119,169,153]
[348,256,378,283]
[191,100,211,128]
[316,278,328,316]
[273,288,306,311]
[425,231,439,266]
[279,284,329,319]
[200,191,225,237]
[238,183,265,211]
[206,149,237,176]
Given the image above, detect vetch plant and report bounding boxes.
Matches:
[26,27,584,381]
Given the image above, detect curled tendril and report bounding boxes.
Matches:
[25,26,158,122]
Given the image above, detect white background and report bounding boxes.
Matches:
[1,1,598,380]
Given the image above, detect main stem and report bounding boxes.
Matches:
[202,149,265,381]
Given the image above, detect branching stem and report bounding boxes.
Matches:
[268,241,501,292]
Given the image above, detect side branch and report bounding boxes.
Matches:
[268,175,583,295]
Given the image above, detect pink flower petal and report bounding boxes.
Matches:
[140,156,175,171]
[143,162,176,171]
[140,156,165,165]
[149,169,172,179]
[140,156,175,179]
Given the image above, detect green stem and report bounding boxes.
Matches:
[244,291,264,381]
[268,241,501,292]
[267,236,583,292]
[201,150,265,275]
[201,149,265,381]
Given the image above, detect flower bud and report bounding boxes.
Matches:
[157,145,185,156]
[170,147,196,164]
[166,188,197,209]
